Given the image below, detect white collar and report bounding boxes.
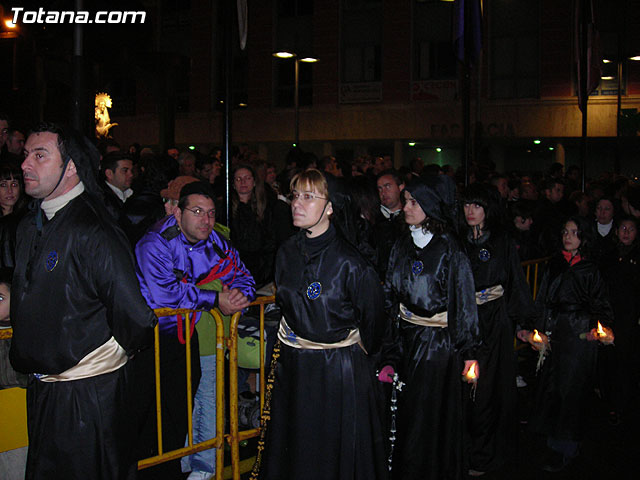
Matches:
[597,221,613,236]
[410,224,433,248]
[41,182,85,219]
[381,205,402,219]
[106,181,133,203]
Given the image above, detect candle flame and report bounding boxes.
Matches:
[533,329,542,342]
[597,321,605,337]
[466,362,477,380]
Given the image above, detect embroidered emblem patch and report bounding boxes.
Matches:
[478,289,489,302]
[478,248,491,262]
[412,260,424,275]
[45,251,59,272]
[306,282,322,300]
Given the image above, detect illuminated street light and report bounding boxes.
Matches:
[273,51,319,146]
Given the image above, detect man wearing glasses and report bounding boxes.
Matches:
[135,181,255,479]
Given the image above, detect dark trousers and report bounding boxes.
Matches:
[134,331,202,479]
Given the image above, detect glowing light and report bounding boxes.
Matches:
[299,57,319,63]
[533,139,541,145]
[436,147,442,153]
[273,51,295,59]
[603,59,612,64]
[629,56,640,61]
[601,76,615,80]
[533,330,542,343]
[465,363,477,381]
[408,142,416,147]
[188,145,196,151]
[4,19,16,28]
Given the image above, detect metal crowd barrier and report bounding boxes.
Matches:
[521,256,551,301]
[138,296,275,480]
[2,257,551,478]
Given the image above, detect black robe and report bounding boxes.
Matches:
[599,242,640,415]
[384,231,480,480]
[260,225,388,480]
[10,192,157,479]
[462,229,535,472]
[529,254,613,442]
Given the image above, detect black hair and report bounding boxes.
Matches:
[562,215,594,257]
[376,169,403,185]
[458,183,503,233]
[29,122,68,162]
[509,200,534,221]
[101,152,133,175]
[349,175,379,224]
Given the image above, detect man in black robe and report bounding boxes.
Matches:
[9,122,157,479]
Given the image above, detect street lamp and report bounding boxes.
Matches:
[273,51,319,146]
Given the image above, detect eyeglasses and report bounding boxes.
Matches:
[288,191,327,202]
[184,206,216,218]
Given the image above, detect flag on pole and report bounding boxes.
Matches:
[575,0,602,112]
[453,0,483,66]
[237,0,248,50]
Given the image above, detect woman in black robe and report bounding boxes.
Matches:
[598,216,640,422]
[524,216,614,472]
[459,184,535,476]
[255,169,388,480]
[384,177,480,480]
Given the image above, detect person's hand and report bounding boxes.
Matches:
[516,329,532,343]
[528,330,549,351]
[377,365,395,384]
[218,285,251,315]
[462,359,479,382]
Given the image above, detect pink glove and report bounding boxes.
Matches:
[378,365,395,384]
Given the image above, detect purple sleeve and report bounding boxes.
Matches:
[214,235,256,301]
[135,232,218,311]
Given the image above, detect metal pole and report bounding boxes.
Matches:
[71,0,84,133]
[224,0,233,224]
[294,57,299,146]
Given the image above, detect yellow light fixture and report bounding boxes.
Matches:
[629,55,640,61]
[408,142,416,147]
[299,57,319,63]
[4,19,17,28]
[601,76,615,80]
[273,51,295,59]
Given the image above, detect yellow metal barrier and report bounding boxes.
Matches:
[521,256,551,301]
[137,307,226,480]
[226,296,274,480]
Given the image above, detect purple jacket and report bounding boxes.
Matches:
[135,215,255,334]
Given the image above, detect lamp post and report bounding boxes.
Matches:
[273,51,318,146]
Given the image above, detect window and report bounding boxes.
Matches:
[489,0,540,99]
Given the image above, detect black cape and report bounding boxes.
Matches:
[384,231,480,480]
[259,225,388,480]
[529,254,613,441]
[10,192,157,479]
[462,229,535,472]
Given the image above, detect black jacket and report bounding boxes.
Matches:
[10,192,157,374]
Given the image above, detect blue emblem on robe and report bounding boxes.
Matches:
[45,251,59,272]
[412,260,423,275]
[306,281,322,300]
[478,248,491,262]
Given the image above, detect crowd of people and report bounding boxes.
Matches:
[1,111,639,480]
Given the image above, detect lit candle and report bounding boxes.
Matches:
[465,362,478,383]
[596,321,614,345]
[532,329,542,343]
